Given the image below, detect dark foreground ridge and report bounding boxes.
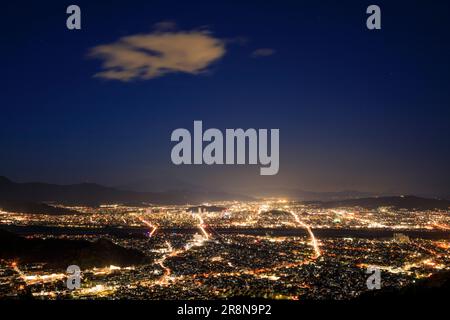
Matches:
[0,200,80,215]
[0,229,149,269]
[358,269,450,302]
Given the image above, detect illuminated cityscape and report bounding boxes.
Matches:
[1,199,449,300]
[2,1,450,311]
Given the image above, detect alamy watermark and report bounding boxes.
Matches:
[366,5,381,30]
[67,4,380,31]
[366,266,381,290]
[170,121,279,175]
[66,5,81,30]
[66,265,81,290]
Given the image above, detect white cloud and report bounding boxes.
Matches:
[88,26,226,81]
[251,48,276,58]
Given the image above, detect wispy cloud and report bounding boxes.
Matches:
[251,48,276,58]
[88,24,226,81]
[153,20,177,31]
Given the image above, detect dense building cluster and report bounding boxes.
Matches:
[0,200,449,300]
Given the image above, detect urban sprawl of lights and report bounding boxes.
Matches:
[0,200,449,300]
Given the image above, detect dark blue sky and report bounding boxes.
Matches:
[1,0,450,196]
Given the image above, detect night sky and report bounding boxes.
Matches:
[2,0,450,196]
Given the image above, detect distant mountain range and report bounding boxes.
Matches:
[119,178,380,201]
[242,187,380,201]
[315,195,450,210]
[1,176,448,214]
[118,176,205,193]
[0,176,252,210]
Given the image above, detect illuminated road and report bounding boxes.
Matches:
[140,216,211,287]
[133,212,158,238]
[289,212,321,259]
[194,213,210,240]
[155,241,176,285]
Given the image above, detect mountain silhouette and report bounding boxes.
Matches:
[316,195,450,210]
[0,176,252,207]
